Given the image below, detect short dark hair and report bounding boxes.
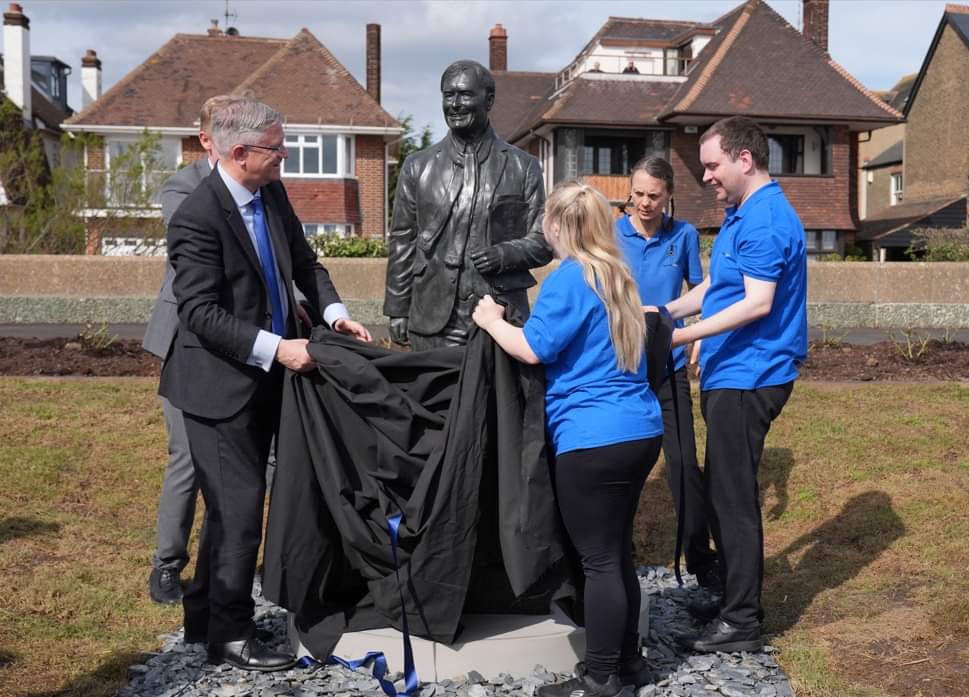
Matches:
[699,116,769,170]
[440,60,495,97]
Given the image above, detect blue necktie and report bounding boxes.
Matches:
[250,196,286,337]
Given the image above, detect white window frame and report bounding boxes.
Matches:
[302,222,354,238]
[890,173,903,206]
[283,133,355,179]
[104,135,181,207]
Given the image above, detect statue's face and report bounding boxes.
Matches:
[441,70,493,138]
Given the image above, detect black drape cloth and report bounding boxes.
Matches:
[262,325,567,659]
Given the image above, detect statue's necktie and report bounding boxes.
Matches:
[250,196,286,337]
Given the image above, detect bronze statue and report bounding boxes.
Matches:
[383,60,552,350]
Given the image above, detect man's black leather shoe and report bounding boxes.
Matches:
[687,597,721,623]
[148,568,182,605]
[577,656,653,689]
[537,670,623,697]
[207,637,297,672]
[676,619,763,654]
[185,627,274,645]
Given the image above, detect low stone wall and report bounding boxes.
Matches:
[2,255,969,328]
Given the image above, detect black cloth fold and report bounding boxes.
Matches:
[262,326,567,659]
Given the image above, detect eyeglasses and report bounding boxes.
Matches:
[242,143,287,155]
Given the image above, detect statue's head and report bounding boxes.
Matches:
[440,60,495,141]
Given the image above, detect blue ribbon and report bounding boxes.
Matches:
[299,513,420,697]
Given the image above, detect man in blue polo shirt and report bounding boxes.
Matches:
[664,116,807,654]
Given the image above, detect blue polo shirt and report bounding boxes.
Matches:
[523,258,663,456]
[616,215,704,372]
[699,181,807,391]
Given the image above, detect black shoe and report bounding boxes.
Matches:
[185,627,274,645]
[687,597,721,623]
[695,565,723,592]
[207,637,297,672]
[577,658,653,689]
[537,671,623,697]
[676,619,763,654]
[149,568,183,605]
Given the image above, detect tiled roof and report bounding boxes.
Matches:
[598,17,710,43]
[862,140,903,169]
[489,71,555,142]
[857,196,966,242]
[659,0,901,124]
[540,77,678,129]
[65,31,399,130]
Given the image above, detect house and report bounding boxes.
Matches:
[63,20,402,255]
[1,2,74,209]
[858,3,969,260]
[857,74,913,221]
[488,0,902,260]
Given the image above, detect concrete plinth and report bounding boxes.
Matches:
[296,592,649,682]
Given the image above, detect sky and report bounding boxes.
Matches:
[3,0,952,139]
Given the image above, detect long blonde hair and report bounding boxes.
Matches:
[546,181,645,373]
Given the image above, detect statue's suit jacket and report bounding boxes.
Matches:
[159,169,341,420]
[383,127,551,335]
[142,158,212,359]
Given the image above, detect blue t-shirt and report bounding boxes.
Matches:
[699,181,808,391]
[615,215,704,371]
[523,258,663,456]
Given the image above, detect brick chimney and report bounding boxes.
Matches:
[489,23,507,71]
[3,2,31,123]
[81,49,102,109]
[802,0,829,53]
[366,23,380,104]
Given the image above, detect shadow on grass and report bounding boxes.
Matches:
[760,447,795,521]
[0,516,60,544]
[25,651,150,697]
[764,490,905,635]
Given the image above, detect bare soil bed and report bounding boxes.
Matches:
[2,335,969,380]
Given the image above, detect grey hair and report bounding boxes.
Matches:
[440,60,495,97]
[210,99,283,155]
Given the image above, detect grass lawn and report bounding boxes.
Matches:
[1,378,968,696]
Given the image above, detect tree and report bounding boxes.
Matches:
[906,227,969,262]
[387,114,433,227]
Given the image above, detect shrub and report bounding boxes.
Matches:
[308,233,387,258]
[906,227,969,262]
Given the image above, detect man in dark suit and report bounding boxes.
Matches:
[143,95,231,606]
[383,60,551,350]
[161,98,370,672]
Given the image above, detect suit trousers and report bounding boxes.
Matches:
[152,396,199,572]
[656,369,717,576]
[700,383,793,628]
[181,367,283,644]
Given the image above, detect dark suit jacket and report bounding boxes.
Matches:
[159,168,341,420]
[383,127,551,335]
[142,158,211,359]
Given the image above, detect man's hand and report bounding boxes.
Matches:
[389,317,409,345]
[275,338,316,372]
[472,294,506,330]
[333,318,372,342]
[295,302,313,329]
[471,245,504,274]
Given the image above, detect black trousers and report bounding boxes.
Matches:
[656,368,717,575]
[700,383,793,628]
[181,368,283,644]
[555,437,662,682]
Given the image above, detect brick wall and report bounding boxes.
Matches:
[355,135,385,238]
[905,23,969,204]
[286,179,362,228]
[865,166,900,218]
[181,137,205,164]
[672,126,857,232]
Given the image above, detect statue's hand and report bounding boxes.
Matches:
[471,245,504,274]
[389,317,409,345]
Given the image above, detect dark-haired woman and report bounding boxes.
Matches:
[617,157,720,589]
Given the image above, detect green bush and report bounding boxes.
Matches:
[906,227,969,262]
[308,233,387,258]
[816,243,868,262]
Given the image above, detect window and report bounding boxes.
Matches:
[804,230,838,254]
[302,223,353,238]
[579,131,669,176]
[891,173,903,206]
[105,137,180,207]
[768,135,804,175]
[283,134,354,177]
[821,230,837,252]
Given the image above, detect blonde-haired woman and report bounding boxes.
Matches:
[473,182,662,697]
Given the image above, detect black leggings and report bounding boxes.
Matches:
[555,436,662,682]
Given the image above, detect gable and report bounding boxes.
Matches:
[904,5,969,117]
